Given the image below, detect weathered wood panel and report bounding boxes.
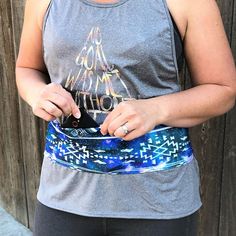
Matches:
[219,0,236,235]
[0,0,28,226]
[219,109,236,236]
[9,0,46,229]
[190,118,226,236]
[231,1,236,58]
[217,0,235,36]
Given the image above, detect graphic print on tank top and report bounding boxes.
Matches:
[63,27,134,121]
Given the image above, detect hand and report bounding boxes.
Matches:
[31,83,80,121]
[100,99,159,141]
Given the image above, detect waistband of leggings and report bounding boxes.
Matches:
[44,120,193,174]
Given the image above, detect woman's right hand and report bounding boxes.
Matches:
[31,82,81,122]
[14,0,81,122]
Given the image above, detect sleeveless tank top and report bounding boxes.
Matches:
[37,0,202,218]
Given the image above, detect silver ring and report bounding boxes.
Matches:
[121,124,129,135]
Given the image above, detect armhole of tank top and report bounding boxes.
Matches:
[42,0,54,32]
[41,0,54,74]
[169,12,184,72]
[161,0,182,91]
[169,13,183,47]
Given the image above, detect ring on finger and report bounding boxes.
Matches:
[121,124,129,135]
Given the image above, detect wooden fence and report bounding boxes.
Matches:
[0,0,235,235]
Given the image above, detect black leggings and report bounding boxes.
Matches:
[34,201,198,236]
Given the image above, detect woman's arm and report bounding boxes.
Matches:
[16,0,80,121]
[157,0,236,126]
[101,0,236,140]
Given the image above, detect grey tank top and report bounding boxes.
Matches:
[37,0,202,218]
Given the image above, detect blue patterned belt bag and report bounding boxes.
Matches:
[44,120,193,174]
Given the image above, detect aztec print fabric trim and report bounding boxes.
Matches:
[44,120,193,174]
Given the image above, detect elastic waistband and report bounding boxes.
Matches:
[44,120,193,174]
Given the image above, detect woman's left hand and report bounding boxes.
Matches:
[100,99,160,141]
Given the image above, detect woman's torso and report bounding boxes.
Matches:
[37,0,201,219]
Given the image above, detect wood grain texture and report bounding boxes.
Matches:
[10,0,46,229]
[230,0,236,58]
[219,108,236,236]
[216,0,234,36]
[219,0,236,235]
[189,118,225,236]
[0,0,28,226]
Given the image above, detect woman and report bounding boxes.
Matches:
[16,0,236,235]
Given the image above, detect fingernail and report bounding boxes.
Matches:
[100,130,106,136]
[74,112,81,119]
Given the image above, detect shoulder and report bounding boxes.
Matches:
[184,0,223,25]
[16,0,52,70]
[166,0,222,40]
[24,0,51,30]
[177,1,235,88]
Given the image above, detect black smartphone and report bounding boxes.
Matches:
[61,107,99,128]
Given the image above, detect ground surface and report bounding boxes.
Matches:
[0,207,32,236]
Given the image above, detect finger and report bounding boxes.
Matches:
[106,115,129,136]
[100,111,121,135]
[57,88,81,118]
[33,107,56,122]
[100,107,123,135]
[71,102,81,119]
[113,122,136,138]
[42,83,80,118]
[40,100,63,118]
[44,93,71,115]
[43,91,80,118]
[121,128,142,141]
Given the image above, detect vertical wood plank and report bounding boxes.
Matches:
[230,0,236,58]
[216,0,235,36]
[219,0,236,235]
[190,118,225,236]
[219,109,236,236]
[10,0,46,230]
[0,0,28,226]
